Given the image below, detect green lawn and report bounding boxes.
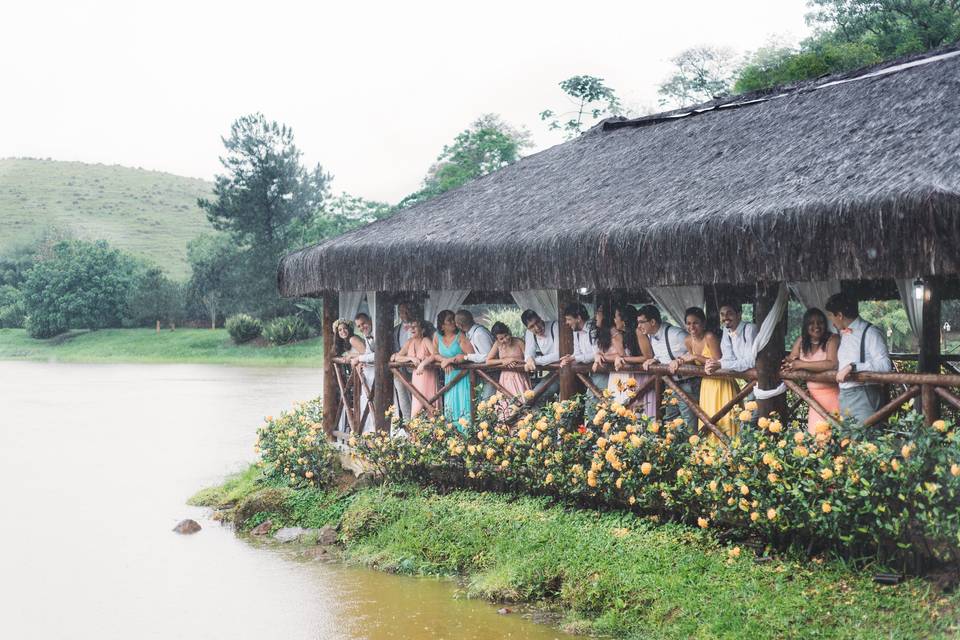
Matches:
[0,328,321,366]
[193,473,960,639]
[0,158,212,278]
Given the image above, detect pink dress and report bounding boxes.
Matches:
[408,338,438,418]
[495,338,531,419]
[801,347,840,433]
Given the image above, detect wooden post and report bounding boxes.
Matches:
[373,291,395,432]
[919,276,942,425]
[557,289,576,400]
[755,282,788,420]
[321,291,340,439]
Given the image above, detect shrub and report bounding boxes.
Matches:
[0,285,25,328]
[263,315,309,345]
[225,313,263,344]
[353,386,960,562]
[24,314,65,339]
[255,397,339,488]
[479,305,524,338]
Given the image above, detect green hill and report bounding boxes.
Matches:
[0,158,214,279]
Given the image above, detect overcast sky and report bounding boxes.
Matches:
[1,0,810,203]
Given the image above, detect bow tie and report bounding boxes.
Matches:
[728,330,738,338]
[841,328,853,335]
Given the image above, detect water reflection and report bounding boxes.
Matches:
[0,362,571,640]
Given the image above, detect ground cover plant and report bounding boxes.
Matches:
[225,313,263,344]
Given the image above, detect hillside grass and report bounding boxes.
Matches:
[194,470,960,639]
[0,158,212,278]
[0,328,321,366]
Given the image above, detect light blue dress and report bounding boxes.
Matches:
[438,331,471,427]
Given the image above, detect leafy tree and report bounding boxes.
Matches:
[735,37,881,92]
[198,113,331,316]
[657,46,740,107]
[293,192,393,246]
[861,300,915,351]
[0,285,25,328]
[124,266,184,328]
[21,240,139,337]
[398,114,532,208]
[540,76,621,139]
[186,234,242,329]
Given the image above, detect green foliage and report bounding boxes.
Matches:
[123,266,184,327]
[0,285,25,328]
[861,299,914,351]
[21,239,140,337]
[0,159,211,279]
[198,114,331,316]
[540,75,621,139]
[263,315,310,345]
[292,192,392,246]
[354,392,960,561]
[225,313,263,344]
[398,114,531,209]
[254,397,340,488]
[657,46,740,107]
[478,305,524,338]
[185,233,243,328]
[735,38,881,93]
[188,464,266,507]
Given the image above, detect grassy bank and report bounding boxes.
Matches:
[0,328,321,366]
[192,467,960,639]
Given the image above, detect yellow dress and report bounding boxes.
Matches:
[698,342,739,438]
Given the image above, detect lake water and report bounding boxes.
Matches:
[0,361,571,640]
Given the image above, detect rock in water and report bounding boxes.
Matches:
[173,519,201,534]
[317,525,338,546]
[273,527,307,543]
[249,519,273,536]
[497,607,512,615]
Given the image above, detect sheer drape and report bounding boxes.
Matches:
[338,291,367,322]
[788,281,841,314]
[646,285,705,326]
[750,283,789,399]
[510,290,558,321]
[424,290,470,326]
[895,278,923,339]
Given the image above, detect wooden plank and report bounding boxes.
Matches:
[373,291,394,432]
[782,379,842,430]
[660,375,727,443]
[934,386,960,411]
[321,291,339,440]
[476,368,517,399]
[429,369,470,404]
[333,361,357,434]
[392,369,437,417]
[576,373,605,399]
[709,381,755,424]
[863,385,921,427]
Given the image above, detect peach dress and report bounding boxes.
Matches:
[409,338,438,418]
[495,338,531,419]
[801,347,840,433]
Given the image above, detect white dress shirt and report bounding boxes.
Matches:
[720,320,758,372]
[393,323,412,353]
[464,323,495,363]
[524,320,560,365]
[649,323,689,364]
[572,324,597,364]
[357,333,376,364]
[837,317,892,389]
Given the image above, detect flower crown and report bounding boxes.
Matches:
[332,318,354,333]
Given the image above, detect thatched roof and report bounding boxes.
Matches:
[279,46,960,297]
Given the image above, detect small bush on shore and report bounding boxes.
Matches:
[263,315,309,345]
[255,397,339,488]
[225,313,262,344]
[352,387,960,563]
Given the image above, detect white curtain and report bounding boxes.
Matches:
[511,289,558,321]
[424,290,470,326]
[788,280,841,313]
[750,283,789,399]
[339,291,366,322]
[366,291,377,331]
[895,278,923,339]
[646,285,705,326]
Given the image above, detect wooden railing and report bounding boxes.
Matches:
[329,355,960,443]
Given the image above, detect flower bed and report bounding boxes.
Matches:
[353,390,960,562]
[255,397,340,489]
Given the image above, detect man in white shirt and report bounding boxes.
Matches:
[826,293,893,424]
[521,309,560,403]
[451,309,496,399]
[391,302,415,421]
[560,302,605,414]
[351,312,376,432]
[638,305,698,434]
[705,303,758,374]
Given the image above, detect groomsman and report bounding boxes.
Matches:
[452,309,496,399]
[560,302,605,414]
[638,305,698,434]
[826,293,892,423]
[522,309,560,402]
[705,302,757,375]
[391,302,416,420]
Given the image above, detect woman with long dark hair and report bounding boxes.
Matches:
[594,303,648,406]
[332,318,375,433]
[420,309,474,427]
[674,307,737,438]
[391,319,437,418]
[782,307,840,433]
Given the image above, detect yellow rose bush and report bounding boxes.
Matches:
[347,395,960,558]
[255,397,339,489]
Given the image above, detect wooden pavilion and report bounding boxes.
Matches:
[279,45,960,439]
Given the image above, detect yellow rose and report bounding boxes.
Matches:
[820,468,834,480]
[523,389,535,400]
[628,495,637,505]
[729,546,741,558]
[901,444,913,459]
[757,417,770,429]
[738,410,753,422]
[593,409,607,425]
[767,508,778,521]
[767,473,779,483]
[762,452,775,465]
[744,401,758,411]
[641,462,653,475]
[596,437,608,449]
[697,517,709,529]
[794,431,806,444]
[688,435,700,446]
[933,419,948,432]
[793,445,809,458]
[821,502,832,514]
[769,420,782,433]
[485,447,495,460]
[750,512,760,522]
[545,473,554,485]
[532,429,542,440]
[615,477,623,489]
[648,422,660,434]
[518,429,529,441]
[708,480,718,492]
[587,474,598,487]
[305,471,314,478]
[740,484,750,496]
[890,459,901,472]
[951,463,960,477]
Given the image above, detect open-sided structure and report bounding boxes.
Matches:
[279,46,960,438]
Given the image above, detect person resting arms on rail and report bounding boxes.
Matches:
[522,309,560,403]
[484,321,531,418]
[782,307,840,433]
[637,305,698,435]
[390,319,437,419]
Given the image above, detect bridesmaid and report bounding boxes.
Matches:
[672,307,737,438]
[610,304,657,417]
[390,319,437,418]
[782,308,840,433]
[484,321,531,418]
[333,319,374,433]
[430,309,475,427]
